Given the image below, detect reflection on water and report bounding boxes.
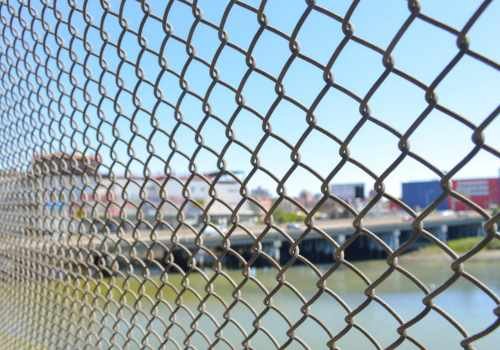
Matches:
[94,258,499,349]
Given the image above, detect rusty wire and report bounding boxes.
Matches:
[0,0,499,349]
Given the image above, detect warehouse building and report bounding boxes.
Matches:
[331,183,365,202]
[402,180,449,211]
[402,178,500,211]
[450,178,500,211]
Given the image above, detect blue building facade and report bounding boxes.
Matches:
[402,180,449,211]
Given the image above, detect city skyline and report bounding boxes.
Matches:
[29,150,499,213]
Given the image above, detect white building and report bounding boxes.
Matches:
[30,152,109,234]
[331,183,365,203]
[114,172,258,227]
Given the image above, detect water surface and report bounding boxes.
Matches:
[93,257,500,349]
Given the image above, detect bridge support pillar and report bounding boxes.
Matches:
[381,230,401,251]
[392,229,400,250]
[476,224,484,237]
[389,230,400,251]
[264,240,282,262]
[433,225,448,242]
[337,234,346,245]
[333,234,346,261]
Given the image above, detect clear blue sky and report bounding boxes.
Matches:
[16,0,499,197]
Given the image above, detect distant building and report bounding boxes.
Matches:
[402,180,449,211]
[251,186,273,213]
[296,190,316,210]
[251,186,272,198]
[316,199,350,219]
[31,152,108,233]
[32,152,101,176]
[138,172,258,226]
[0,170,35,235]
[331,183,365,202]
[102,176,136,224]
[402,177,500,212]
[450,178,500,211]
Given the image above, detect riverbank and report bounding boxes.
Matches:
[401,236,500,261]
[34,236,500,307]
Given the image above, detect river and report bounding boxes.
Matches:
[85,257,499,349]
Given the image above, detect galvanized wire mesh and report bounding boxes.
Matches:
[0,0,499,349]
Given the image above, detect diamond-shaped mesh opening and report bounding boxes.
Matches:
[224,3,260,50]
[0,1,499,349]
[467,0,500,62]
[435,55,499,125]
[296,8,344,65]
[393,16,460,85]
[252,29,291,77]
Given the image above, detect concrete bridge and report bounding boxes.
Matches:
[59,211,486,274]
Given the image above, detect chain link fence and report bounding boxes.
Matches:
[0,0,499,349]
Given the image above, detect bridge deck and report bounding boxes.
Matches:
[60,212,484,251]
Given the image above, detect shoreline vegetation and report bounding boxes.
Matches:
[402,236,500,260]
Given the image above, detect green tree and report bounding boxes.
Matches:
[272,209,305,224]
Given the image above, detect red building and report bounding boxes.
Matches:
[449,178,500,211]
